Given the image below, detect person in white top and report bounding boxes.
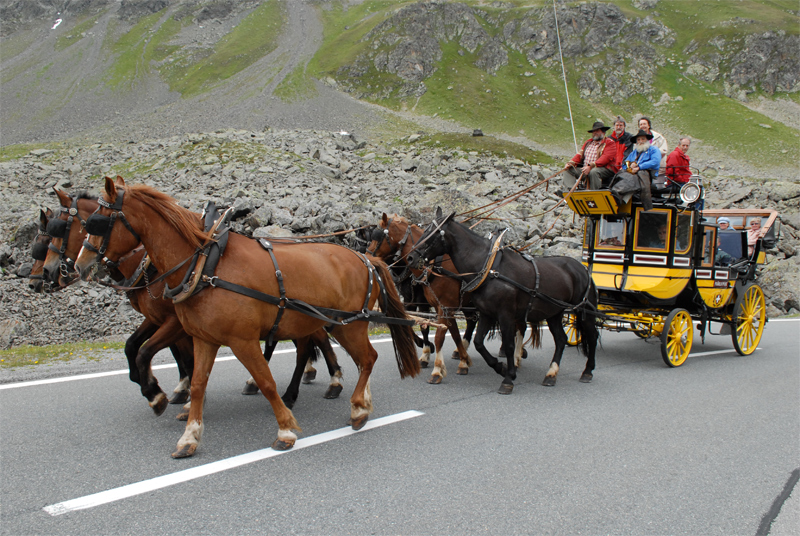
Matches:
[638,117,668,172]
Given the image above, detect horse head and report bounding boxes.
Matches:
[42,188,96,288]
[406,207,454,269]
[366,213,410,259]
[28,208,54,292]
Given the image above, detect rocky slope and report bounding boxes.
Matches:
[1,128,798,349]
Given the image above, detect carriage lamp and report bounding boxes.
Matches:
[680,182,702,204]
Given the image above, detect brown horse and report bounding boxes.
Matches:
[368,213,474,383]
[29,208,54,293]
[75,178,419,458]
[43,186,343,414]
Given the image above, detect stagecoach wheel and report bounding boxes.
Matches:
[563,313,581,346]
[660,308,693,367]
[731,283,766,356]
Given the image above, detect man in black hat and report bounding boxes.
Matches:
[558,121,617,192]
[609,129,661,210]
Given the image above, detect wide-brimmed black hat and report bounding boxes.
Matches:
[587,121,611,132]
[632,129,654,140]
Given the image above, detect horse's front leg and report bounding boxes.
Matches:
[173,339,219,458]
[453,314,477,360]
[313,330,344,400]
[446,315,472,375]
[542,315,568,387]
[242,340,278,395]
[473,315,504,375]
[330,323,376,430]
[135,317,189,416]
[167,336,194,405]
[497,318,519,395]
[427,322,448,384]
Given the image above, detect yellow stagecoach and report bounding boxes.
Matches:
[562,174,780,367]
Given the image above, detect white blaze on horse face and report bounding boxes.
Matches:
[77,244,86,262]
[514,331,524,368]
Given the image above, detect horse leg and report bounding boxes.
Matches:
[135,317,189,416]
[447,317,472,375]
[542,315,568,387]
[313,330,344,399]
[418,324,432,368]
[579,310,598,383]
[173,339,219,458]
[514,323,527,369]
[473,315,505,376]
[124,319,157,385]
[301,360,316,384]
[428,323,448,385]
[281,338,314,409]
[453,315,477,359]
[228,338,301,452]
[242,340,278,395]
[168,336,194,405]
[497,317,519,395]
[330,323,376,430]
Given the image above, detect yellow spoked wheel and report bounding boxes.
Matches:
[731,283,766,356]
[660,309,693,367]
[563,313,581,346]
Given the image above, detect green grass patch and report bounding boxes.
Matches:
[106,10,169,89]
[0,342,125,369]
[418,133,554,164]
[161,0,287,98]
[273,62,318,102]
[55,14,101,51]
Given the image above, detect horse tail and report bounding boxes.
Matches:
[525,321,543,349]
[373,260,421,379]
[576,278,599,357]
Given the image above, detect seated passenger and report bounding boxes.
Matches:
[664,138,692,189]
[638,117,669,173]
[609,130,661,210]
[747,217,763,256]
[717,216,731,231]
[558,121,617,192]
[641,223,668,249]
[608,115,633,172]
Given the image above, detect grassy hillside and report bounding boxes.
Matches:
[307,0,800,167]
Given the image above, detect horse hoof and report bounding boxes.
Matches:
[152,396,169,417]
[169,391,190,405]
[456,368,468,375]
[579,373,593,383]
[450,351,460,360]
[241,382,260,395]
[497,383,514,395]
[542,376,557,387]
[419,360,429,369]
[302,370,316,384]
[348,414,369,430]
[271,439,295,451]
[323,384,343,399]
[171,444,197,458]
[521,349,528,359]
[427,374,442,385]
[176,411,189,422]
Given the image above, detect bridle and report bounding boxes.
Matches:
[45,197,87,281]
[82,188,142,267]
[366,217,413,264]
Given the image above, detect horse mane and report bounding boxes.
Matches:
[75,190,97,200]
[124,184,205,248]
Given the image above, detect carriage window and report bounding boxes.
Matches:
[596,216,625,249]
[701,227,716,267]
[675,213,693,254]
[635,210,670,251]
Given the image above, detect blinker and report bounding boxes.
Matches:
[31,241,48,261]
[46,218,68,238]
[85,213,112,236]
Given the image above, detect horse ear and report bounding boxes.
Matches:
[53,187,71,208]
[444,212,456,224]
[45,207,54,217]
[382,213,388,224]
[104,176,118,203]
[115,175,126,186]
[435,206,443,220]
[39,209,49,226]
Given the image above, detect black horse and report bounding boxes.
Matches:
[407,208,598,394]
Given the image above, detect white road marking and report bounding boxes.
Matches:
[43,410,423,516]
[0,338,395,390]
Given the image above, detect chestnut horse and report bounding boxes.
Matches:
[43,187,344,414]
[367,213,475,383]
[29,208,54,293]
[75,178,419,458]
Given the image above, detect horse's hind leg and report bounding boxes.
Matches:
[579,311,598,383]
[281,338,311,409]
[446,316,472,375]
[418,324,432,368]
[428,324,448,384]
[542,315,568,387]
[330,323,376,430]
[453,315,477,360]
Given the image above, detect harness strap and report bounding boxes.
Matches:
[461,230,507,293]
[260,240,287,345]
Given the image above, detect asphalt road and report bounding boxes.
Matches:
[1,320,798,535]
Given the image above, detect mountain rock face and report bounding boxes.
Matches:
[335,1,797,104]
